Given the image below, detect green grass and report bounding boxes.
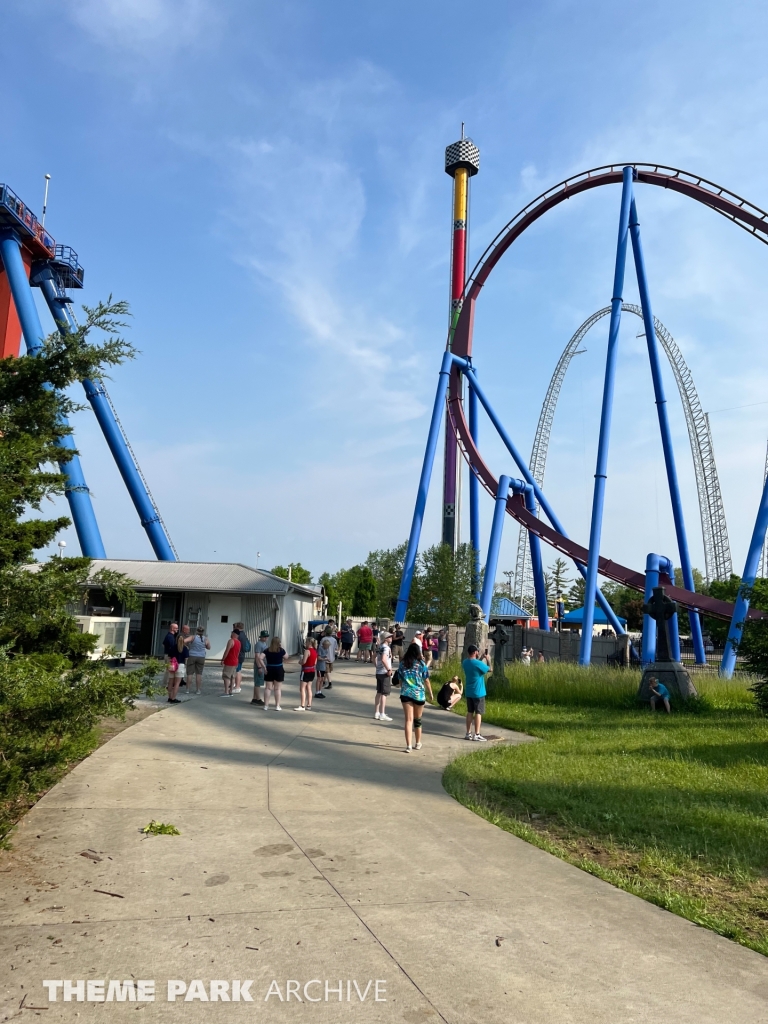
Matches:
[434,660,768,955]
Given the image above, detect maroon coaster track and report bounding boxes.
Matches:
[447,164,768,621]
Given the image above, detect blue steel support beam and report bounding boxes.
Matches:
[523,485,550,631]
[468,383,481,599]
[642,554,680,663]
[479,475,511,619]
[0,232,106,558]
[580,166,634,666]
[720,475,768,677]
[629,199,706,665]
[394,351,468,621]
[36,273,176,562]
[462,366,626,638]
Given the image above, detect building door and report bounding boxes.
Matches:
[206,593,243,658]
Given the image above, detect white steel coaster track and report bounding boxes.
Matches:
[513,304,732,611]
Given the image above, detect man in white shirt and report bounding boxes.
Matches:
[412,630,424,650]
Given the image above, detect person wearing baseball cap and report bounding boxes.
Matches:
[374,630,395,722]
[251,630,270,706]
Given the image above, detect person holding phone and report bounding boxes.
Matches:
[462,645,491,741]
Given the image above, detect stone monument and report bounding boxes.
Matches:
[463,603,489,661]
[638,585,698,701]
[488,622,510,697]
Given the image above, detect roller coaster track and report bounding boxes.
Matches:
[445,162,768,622]
[513,304,732,610]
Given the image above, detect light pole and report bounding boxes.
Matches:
[503,570,514,597]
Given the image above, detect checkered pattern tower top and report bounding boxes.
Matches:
[445,138,480,178]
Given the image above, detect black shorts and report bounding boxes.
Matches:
[376,674,392,695]
[265,667,284,683]
[341,642,353,652]
[466,696,486,714]
[301,671,316,683]
[400,695,425,706]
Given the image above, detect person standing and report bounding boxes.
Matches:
[186,626,210,694]
[412,630,424,651]
[399,642,434,752]
[422,629,433,668]
[462,644,491,742]
[321,627,338,688]
[251,630,269,706]
[296,638,318,710]
[220,629,241,696]
[314,639,329,699]
[391,625,405,663]
[264,636,286,710]
[232,621,251,694]
[356,621,373,662]
[340,619,355,659]
[162,621,179,698]
[374,631,394,722]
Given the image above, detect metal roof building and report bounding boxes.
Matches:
[84,560,324,659]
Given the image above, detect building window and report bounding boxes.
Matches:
[221,615,228,623]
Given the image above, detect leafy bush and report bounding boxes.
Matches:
[0,652,160,842]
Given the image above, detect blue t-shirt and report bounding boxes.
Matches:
[462,657,490,698]
[654,682,670,698]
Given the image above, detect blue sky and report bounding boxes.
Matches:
[3,0,768,588]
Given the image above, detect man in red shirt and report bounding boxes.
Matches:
[356,621,374,663]
[220,629,241,696]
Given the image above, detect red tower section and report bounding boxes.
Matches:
[0,248,31,359]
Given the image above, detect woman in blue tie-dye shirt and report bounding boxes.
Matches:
[399,642,434,753]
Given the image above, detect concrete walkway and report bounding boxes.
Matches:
[1,660,767,1022]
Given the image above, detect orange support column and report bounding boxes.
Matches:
[0,247,31,359]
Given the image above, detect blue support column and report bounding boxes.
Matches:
[36,272,176,561]
[0,232,106,558]
[468,383,481,598]
[462,367,626,637]
[642,554,680,663]
[479,476,511,619]
[394,351,467,621]
[522,486,550,631]
[720,474,768,677]
[580,166,634,666]
[629,199,706,665]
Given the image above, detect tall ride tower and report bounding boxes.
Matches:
[442,131,480,550]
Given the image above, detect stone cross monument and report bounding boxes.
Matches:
[638,585,698,701]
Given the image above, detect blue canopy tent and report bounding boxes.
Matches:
[562,605,627,627]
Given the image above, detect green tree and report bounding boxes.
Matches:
[351,566,377,616]
[365,542,407,617]
[409,543,476,625]
[600,581,645,630]
[548,557,572,604]
[270,562,312,584]
[0,299,159,838]
[568,576,586,608]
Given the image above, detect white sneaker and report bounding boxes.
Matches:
[219,693,230,697]
[465,733,473,740]
[404,746,412,753]
[374,712,381,719]
[275,705,282,711]
[232,687,242,694]
[294,706,305,711]
[414,741,422,750]
[473,735,487,742]
[380,714,393,722]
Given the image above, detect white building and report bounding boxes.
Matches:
[83,560,324,659]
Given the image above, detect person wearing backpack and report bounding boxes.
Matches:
[233,621,251,694]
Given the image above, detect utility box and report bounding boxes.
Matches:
[74,616,131,662]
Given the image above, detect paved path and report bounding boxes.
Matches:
[1,660,767,1022]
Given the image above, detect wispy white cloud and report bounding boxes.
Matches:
[67,0,216,51]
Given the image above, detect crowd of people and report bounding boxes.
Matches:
[161,618,490,752]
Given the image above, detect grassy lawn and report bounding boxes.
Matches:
[434,660,768,955]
